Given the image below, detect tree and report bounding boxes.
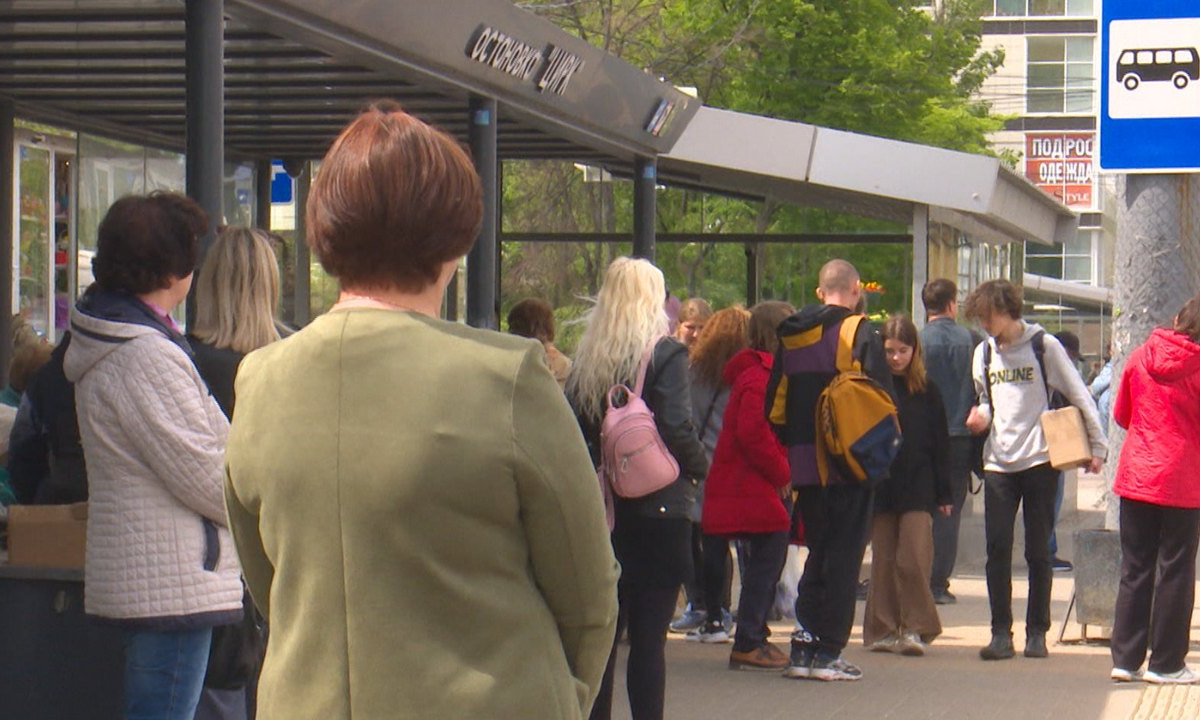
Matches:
[499,0,1006,331]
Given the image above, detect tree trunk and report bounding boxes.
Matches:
[1105,175,1200,528]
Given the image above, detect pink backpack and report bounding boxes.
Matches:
[600,339,681,500]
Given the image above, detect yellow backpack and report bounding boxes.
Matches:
[815,315,903,486]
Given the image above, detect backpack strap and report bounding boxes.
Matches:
[1031,330,1052,405]
[836,315,866,373]
[631,336,661,397]
[982,339,993,412]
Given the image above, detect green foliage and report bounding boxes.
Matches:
[498,0,1005,334]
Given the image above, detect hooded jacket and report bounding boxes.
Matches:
[702,349,790,536]
[971,321,1107,473]
[1113,327,1200,508]
[765,304,894,487]
[64,288,241,626]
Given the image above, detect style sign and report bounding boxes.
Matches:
[1100,2,1200,172]
[1025,133,1094,208]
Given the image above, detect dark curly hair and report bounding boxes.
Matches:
[93,192,208,294]
[964,279,1023,322]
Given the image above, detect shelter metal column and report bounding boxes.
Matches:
[254,159,272,231]
[911,204,929,328]
[185,0,224,323]
[633,157,656,261]
[0,98,14,387]
[293,162,311,327]
[745,241,763,307]
[467,96,498,330]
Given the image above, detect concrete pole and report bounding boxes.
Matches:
[466,96,498,330]
[1105,174,1200,528]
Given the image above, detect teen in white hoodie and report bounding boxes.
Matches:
[964,280,1107,663]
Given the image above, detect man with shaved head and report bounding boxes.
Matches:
[766,259,894,682]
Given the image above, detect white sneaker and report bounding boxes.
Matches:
[1111,667,1144,683]
[868,635,899,653]
[897,632,927,657]
[1145,666,1199,684]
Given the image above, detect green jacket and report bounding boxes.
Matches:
[225,308,619,719]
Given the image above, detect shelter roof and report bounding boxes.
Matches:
[658,107,1077,247]
[0,0,698,162]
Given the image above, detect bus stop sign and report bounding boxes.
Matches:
[1100,1,1200,172]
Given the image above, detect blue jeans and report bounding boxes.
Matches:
[123,627,212,720]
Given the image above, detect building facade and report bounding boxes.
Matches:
[976,0,1115,373]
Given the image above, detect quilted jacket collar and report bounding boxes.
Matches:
[64,287,193,383]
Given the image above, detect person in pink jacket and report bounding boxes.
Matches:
[1110,292,1200,685]
[701,301,794,671]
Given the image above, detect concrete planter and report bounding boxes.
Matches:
[1073,528,1122,627]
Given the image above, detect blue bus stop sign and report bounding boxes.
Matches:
[1100,1,1200,172]
[270,160,294,204]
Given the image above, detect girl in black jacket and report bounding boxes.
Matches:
[863,315,952,656]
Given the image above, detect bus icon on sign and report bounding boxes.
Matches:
[1117,47,1199,90]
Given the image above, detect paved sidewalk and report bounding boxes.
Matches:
[608,473,1200,720]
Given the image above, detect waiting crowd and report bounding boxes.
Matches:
[2,104,1200,720]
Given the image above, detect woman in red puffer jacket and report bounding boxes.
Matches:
[1110,292,1200,685]
[702,301,794,671]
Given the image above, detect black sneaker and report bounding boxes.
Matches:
[783,644,815,679]
[1051,557,1074,572]
[856,579,870,601]
[932,589,957,605]
[980,632,1015,661]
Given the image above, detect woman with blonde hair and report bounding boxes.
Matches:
[567,257,709,720]
[863,314,952,656]
[188,226,282,417]
[671,306,750,640]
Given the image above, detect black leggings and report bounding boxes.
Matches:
[589,585,679,720]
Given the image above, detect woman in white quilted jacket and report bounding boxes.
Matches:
[63,192,243,720]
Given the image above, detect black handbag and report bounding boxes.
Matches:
[204,589,266,690]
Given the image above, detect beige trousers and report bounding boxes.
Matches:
[863,510,943,645]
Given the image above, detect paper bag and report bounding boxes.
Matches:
[1040,406,1091,470]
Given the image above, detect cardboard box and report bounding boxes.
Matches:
[6,503,87,569]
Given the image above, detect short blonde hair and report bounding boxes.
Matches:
[191,226,282,354]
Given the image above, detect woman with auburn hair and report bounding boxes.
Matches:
[567,257,709,720]
[863,315,952,657]
[673,306,750,642]
[701,300,796,670]
[1110,293,1200,685]
[507,297,571,390]
[224,103,618,720]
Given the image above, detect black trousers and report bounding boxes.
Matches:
[931,436,973,593]
[792,483,873,657]
[1111,497,1200,674]
[731,530,789,652]
[983,463,1057,635]
[687,522,731,614]
[589,584,678,720]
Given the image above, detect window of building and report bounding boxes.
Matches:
[993,0,1093,16]
[1027,36,1094,113]
[1025,230,1095,283]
